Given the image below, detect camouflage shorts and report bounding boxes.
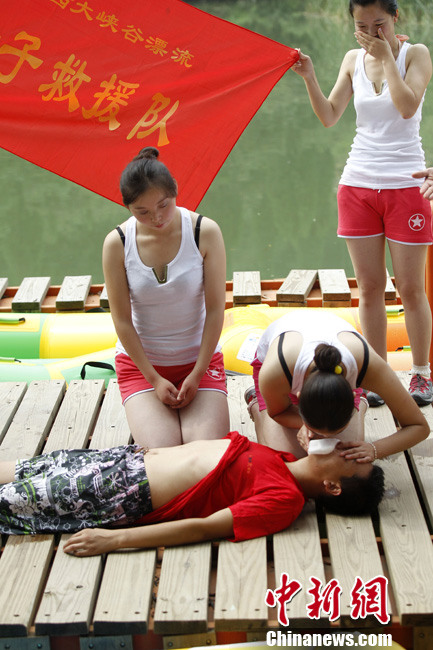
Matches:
[0,445,152,535]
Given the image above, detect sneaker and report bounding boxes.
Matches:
[366,391,385,408]
[409,374,433,406]
[244,386,258,420]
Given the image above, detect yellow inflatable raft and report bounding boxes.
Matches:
[0,305,410,383]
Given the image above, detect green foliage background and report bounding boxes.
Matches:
[1,0,433,283]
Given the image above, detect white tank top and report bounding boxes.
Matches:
[116,207,219,365]
[340,42,426,189]
[255,311,361,393]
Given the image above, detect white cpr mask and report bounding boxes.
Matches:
[308,438,340,455]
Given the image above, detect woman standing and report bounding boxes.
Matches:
[103,147,230,447]
[293,0,432,406]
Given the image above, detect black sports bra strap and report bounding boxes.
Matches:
[278,332,293,386]
[351,331,370,386]
[116,225,125,246]
[194,214,203,248]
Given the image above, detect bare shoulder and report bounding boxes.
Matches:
[342,48,359,69]
[190,211,221,233]
[261,341,291,388]
[338,331,366,364]
[407,43,432,66]
[408,43,431,56]
[103,226,126,258]
[190,212,224,255]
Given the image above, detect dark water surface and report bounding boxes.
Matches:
[2,2,433,285]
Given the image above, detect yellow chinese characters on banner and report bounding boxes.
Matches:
[1,0,298,208]
[1,29,178,140]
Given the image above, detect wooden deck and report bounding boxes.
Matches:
[0,374,432,649]
[0,269,400,313]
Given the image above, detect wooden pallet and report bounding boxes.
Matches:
[0,374,431,649]
[0,269,399,313]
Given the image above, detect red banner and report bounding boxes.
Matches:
[0,0,298,209]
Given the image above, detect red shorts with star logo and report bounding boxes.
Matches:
[337,185,433,244]
[115,351,227,404]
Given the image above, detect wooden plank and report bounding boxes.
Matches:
[0,381,27,445]
[89,380,149,636]
[35,535,103,636]
[90,379,131,448]
[0,535,54,636]
[214,537,268,632]
[0,277,8,299]
[227,375,257,442]
[0,380,65,461]
[153,543,212,635]
[11,276,51,312]
[100,284,109,309]
[378,453,433,625]
[366,398,433,626]
[385,269,396,301]
[272,502,328,627]
[93,549,157,635]
[43,379,104,453]
[55,275,92,311]
[326,513,386,626]
[318,269,351,307]
[233,271,261,305]
[276,269,318,305]
[324,405,391,626]
[399,371,433,528]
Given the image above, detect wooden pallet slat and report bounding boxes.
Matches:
[100,284,109,309]
[366,391,433,627]
[227,374,257,442]
[385,269,396,301]
[379,454,433,626]
[153,543,212,635]
[272,503,328,628]
[90,379,131,448]
[35,536,103,636]
[11,277,51,312]
[0,380,65,461]
[214,537,268,632]
[326,512,387,625]
[276,269,318,306]
[318,269,351,307]
[43,379,104,453]
[0,278,8,299]
[0,536,55,636]
[93,549,157,635]
[233,271,261,306]
[55,275,92,311]
[0,381,27,445]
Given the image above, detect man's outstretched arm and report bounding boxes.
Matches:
[63,508,234,556]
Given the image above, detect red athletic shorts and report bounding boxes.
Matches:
[337,185,433,244]
[115,351,227,404]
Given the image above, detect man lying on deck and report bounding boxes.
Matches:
[0,431,384,557]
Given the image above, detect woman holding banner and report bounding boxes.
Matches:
[103,147,229,447]
[292,0,433,407]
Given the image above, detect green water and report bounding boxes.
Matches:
[2,1,433,285]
